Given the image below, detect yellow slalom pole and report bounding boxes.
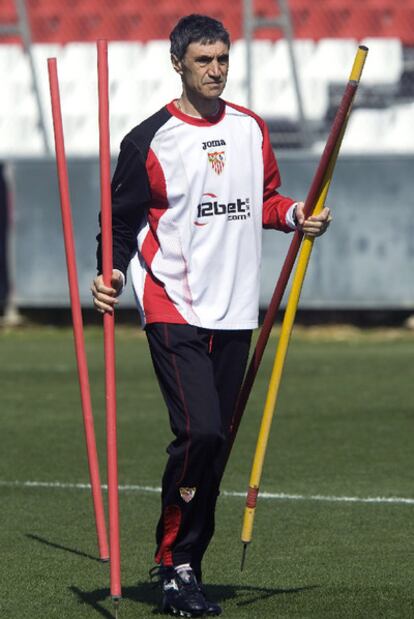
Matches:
[350,45,368,81]
[240,46,368,569]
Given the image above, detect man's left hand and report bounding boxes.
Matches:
[295,202,332,237]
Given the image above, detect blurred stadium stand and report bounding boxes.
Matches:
[1,0,414,154]
[1,1,413,319]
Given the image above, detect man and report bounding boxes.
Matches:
[92,14,331,617]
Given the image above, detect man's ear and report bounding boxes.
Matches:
[171,54,183,75]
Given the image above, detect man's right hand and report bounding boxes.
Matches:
[91,270,124,314]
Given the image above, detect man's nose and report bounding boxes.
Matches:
[208,60,222,78]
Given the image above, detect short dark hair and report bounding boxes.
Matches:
[170,14,230,60]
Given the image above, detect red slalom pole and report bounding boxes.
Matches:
[226,76,362,464]
[97,39,122,603]
[47,58,109,562]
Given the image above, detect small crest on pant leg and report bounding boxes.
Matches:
[179,487,196,503]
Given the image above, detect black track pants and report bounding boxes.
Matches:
[145,323,252,570]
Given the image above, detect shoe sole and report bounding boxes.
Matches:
[163,603,205,618]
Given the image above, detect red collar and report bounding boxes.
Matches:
[166,99,225,126]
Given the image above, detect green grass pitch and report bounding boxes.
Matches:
[1,325,413,618]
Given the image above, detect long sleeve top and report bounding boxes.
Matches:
[97,99,296,329]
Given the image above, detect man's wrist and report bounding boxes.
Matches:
[286,202,299,230]
[292,204,298,226]
[113,269,126,294]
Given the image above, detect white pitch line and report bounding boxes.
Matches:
[0,479,414,505]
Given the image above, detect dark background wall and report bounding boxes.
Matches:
[9,153,414,312]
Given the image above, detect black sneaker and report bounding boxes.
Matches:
[198,584,222,616]
[156,565,208,617]
[192,567,222,616]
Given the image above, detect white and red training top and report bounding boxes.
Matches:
[98,99,297,330]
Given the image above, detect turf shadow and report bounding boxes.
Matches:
[70,581,318,616]
[70,584,159,617]
[26,533,103,563]
[232,583,319,606]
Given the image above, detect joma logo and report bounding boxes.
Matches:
[202,139,226,150]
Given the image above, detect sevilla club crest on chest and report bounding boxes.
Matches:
[208,150,226,175]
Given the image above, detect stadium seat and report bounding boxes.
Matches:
[359,0,396,7]
[0,0,17,22]
[380,8,414,46]
[110,40,177,124]
[0,44,63,152]
[293,7,349,40]
[69,11,106,42]
[340,104,414,153]
[305,38,358,83]
[227,39,248,80]
[339,107,393,152]
[2,0,414,156]
[266,38,315,81]
[255,75,328,121]
[29,8,67,43]
[0,46,41,145]
[251,38,276,67]
[108,41,144,82]
[3,0,414,44]
[111,8,165,41]
[110,113,138,152]
[223,39,248,104]
[0,44,30,82]
[381,103,414,152]
[109,80,142,117]
[29,0,77,13]
[32,42,63,66]
[253,38,321,117]
[194,2,243,38]
[0,115,45,156]
[32,42,63,89]
[359,38,403,87]
[253,0,281,19]
[59,42,96,80]
[0,81,38,119]
[337,7,386,40]
[136,40,178,103]
[30,44,65,142]
[62,113,99,155]
[45,45,100,142]
[230,39,275,79]
[253,40,313,105]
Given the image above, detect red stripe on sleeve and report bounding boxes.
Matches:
[260,118,295,231]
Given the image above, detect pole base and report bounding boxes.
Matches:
[240,542,248,571]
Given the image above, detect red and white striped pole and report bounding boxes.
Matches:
[47,57,109,562]
[97,39,122,603]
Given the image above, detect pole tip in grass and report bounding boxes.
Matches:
[100,557,110,563]
[240,543,248,571]
[112,597,121,619]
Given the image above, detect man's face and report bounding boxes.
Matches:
[173,40,230,100]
